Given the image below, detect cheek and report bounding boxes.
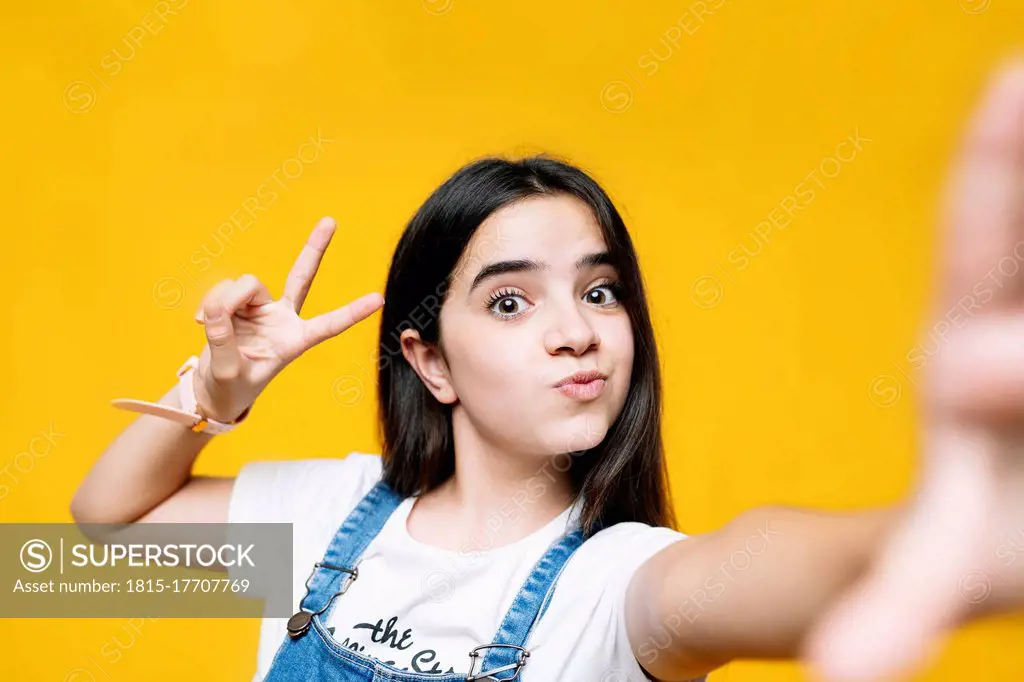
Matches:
[602,318,635,376]
[449,332,537,400]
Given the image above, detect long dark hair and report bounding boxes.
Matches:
[376,154,675,535]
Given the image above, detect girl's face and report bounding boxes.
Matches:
[410,194,635,458]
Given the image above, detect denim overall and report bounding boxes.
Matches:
[263,479,591,682]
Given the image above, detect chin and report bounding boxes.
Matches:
[544,414,610,455]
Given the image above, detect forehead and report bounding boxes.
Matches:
[456,194,607,280]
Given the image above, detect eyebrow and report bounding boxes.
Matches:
[468,251,614,294]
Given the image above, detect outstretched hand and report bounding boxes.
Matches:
[805,60,1024,681]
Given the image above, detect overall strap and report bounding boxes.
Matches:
[469,525,591,681]
[299,479,403,616]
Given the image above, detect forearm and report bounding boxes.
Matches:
[71,382,213,523]
[632,504,901,677]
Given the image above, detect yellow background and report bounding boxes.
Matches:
[2,0,1022,679]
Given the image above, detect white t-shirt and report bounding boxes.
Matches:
[228,452,690,682]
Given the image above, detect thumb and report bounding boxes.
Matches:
[202,299,242,382]
[804,427,995,682]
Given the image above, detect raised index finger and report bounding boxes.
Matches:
[282,216,337,313]
[938,61,1024,316]
[302,292,385,350]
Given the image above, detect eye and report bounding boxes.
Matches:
[485,288,529,319]
[585,282,623,307]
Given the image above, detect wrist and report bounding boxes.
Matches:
[111,354,251,436]
[176,357,250,434]
[190,372,252,425]
[195,401,251,425]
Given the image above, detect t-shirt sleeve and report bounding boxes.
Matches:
[601,524,692,682]
[537,522,696,682]
[598,522,704,675]
[227,451,383,527]
[224,452,384,599]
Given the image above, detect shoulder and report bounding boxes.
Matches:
[565,522,688,595]
[227,451,383,526]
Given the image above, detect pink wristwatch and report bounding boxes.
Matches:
[111,355,250,435]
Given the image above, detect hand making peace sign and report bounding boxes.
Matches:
[191,217,384,424]
[807,60,1024,682]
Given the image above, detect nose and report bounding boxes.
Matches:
[543,300,601,356]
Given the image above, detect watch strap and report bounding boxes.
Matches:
[111,355,250,435]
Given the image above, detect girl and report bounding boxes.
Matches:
[72,62,1024,682]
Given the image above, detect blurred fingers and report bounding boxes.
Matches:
[805,426,997,681]
[937,61,1024,315]
[928,315,1024,421]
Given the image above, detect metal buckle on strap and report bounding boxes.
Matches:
[289,560,362,639]
[465,644,530,681]
[314,561,360,593]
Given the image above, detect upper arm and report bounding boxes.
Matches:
[624,505,893,680]
[133,476,236,573]
[127,454,381,577]
[136,475,235,524]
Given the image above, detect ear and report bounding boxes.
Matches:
[399,328,458,405]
